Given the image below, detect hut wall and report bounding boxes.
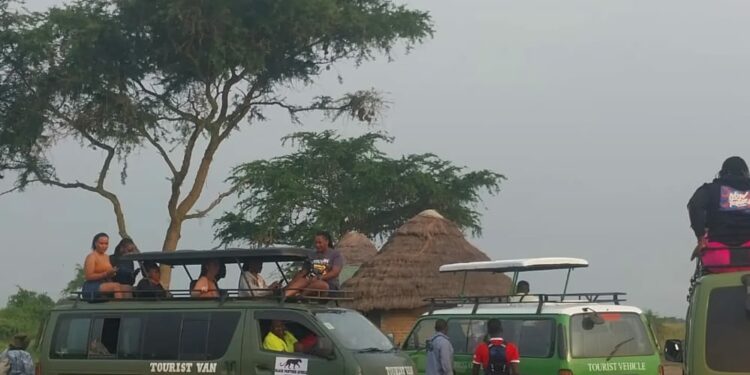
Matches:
[379,308,428,345]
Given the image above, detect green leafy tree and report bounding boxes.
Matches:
[0,0,432,284]
[215,131,504,247]
[61,264,85,297]
[0,287,54,345]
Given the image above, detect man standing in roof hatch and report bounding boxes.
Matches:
[688,156,750,272]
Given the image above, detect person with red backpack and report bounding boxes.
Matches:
[688,156,750,272]
[471,319,520,375]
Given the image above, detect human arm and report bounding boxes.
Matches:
[321,251,344,281]
[508,343,521,375]
[471,343,486,375]
[688,184,710,240]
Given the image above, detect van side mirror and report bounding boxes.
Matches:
[314,337,335,359]
[664,339,683,363]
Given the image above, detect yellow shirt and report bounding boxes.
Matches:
[263,331,297,352]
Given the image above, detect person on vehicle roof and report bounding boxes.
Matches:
[82,233,127,300]
[191,259,221,298]
[239,261,279,297]
[135,262,167,299]
[284,231,344,297]
[110,238,138,294]
[472,319,519,375]
[688,156,750,271]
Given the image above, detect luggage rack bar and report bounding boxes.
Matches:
[425,292,626,315]
[67,288,353,306]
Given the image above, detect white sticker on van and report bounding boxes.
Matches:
[274,357,308,375]
[587,362,646,372]
[385,367,414,375]
[149,362,217,373]
[323,322,335,330]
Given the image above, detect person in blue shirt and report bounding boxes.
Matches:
[426,319,454,375]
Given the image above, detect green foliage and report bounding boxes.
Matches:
[0,287,54,348]
[215,131,504,247]
[0,0,433,243]
[61,264,85,297]
[644,309,685,351]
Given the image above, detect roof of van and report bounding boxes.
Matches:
[120,247,314,265]
[439,257,589,273]
[425,302,643,316]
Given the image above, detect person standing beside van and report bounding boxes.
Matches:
[426,319,454,375]
[688,156,750,271]
[471,319,520,375]
[285,232,344,297]
[0,334,33,375]
[82,233,126,300]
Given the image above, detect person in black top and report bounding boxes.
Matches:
[110,238,138,287]
[135,262,167,299]
[688,156,750,268]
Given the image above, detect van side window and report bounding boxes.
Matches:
[180,313,210,360]
[403,319,435,350]
[89,317,121,358]
[143,313,181,359]
[519,320,554,358]
[118,316,143,359]
[445,319,471,353]
[51,317,91,359]
[258,319,319,355]
[207,312,241,359]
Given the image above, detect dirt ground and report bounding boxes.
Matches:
[663,364,682,375]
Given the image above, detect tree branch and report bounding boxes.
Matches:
[140,127,178,177]
[184,186,238,220]
[135,80,201,123]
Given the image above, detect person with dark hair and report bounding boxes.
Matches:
[471,319,519,375]
[239,261,279,297]
[0,334,33,375]
[515,281,529,295]
[82,233,126,300]
[110,238,138,295]
[688,156,750,272]
[284,231,345,297]
[191,259,221,298]
[135,262,167,299]
[426,319,454,375]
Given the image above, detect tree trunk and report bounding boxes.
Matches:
[159,219,183,289]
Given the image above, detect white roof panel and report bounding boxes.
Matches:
[439,257,589,273]
[424,303,642,316]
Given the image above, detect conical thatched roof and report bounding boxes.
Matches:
[336,231,378,265]
[342,210,511,312]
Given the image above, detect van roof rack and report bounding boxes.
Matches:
[425,292,626,315]
[120,247,314,265]
[67,288,353,306]
[439,257,589,296]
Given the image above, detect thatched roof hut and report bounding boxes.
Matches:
[336,231,378,284]
[336,231,378,265]
[343,209,511,312]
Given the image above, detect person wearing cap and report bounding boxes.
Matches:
[689,156,750,271]
[0,334,34,375]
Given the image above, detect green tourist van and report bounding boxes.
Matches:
[664,264,750,375]
[403,258,664,375]
[37,248,416,375]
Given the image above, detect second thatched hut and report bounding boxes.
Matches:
[342,209,510,343]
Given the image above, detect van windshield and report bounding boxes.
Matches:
[570,312,654,358]
[706,286,750,372]
[316,311,394,352]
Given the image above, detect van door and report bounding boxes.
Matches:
[243,310,344,375]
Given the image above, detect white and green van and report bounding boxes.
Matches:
[403,258,664,375]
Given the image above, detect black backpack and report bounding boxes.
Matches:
[485,341,510,375]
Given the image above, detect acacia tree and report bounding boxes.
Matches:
[215,131,505,247]
[0,0,432,285]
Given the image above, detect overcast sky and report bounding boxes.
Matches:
[3,0,750,317]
